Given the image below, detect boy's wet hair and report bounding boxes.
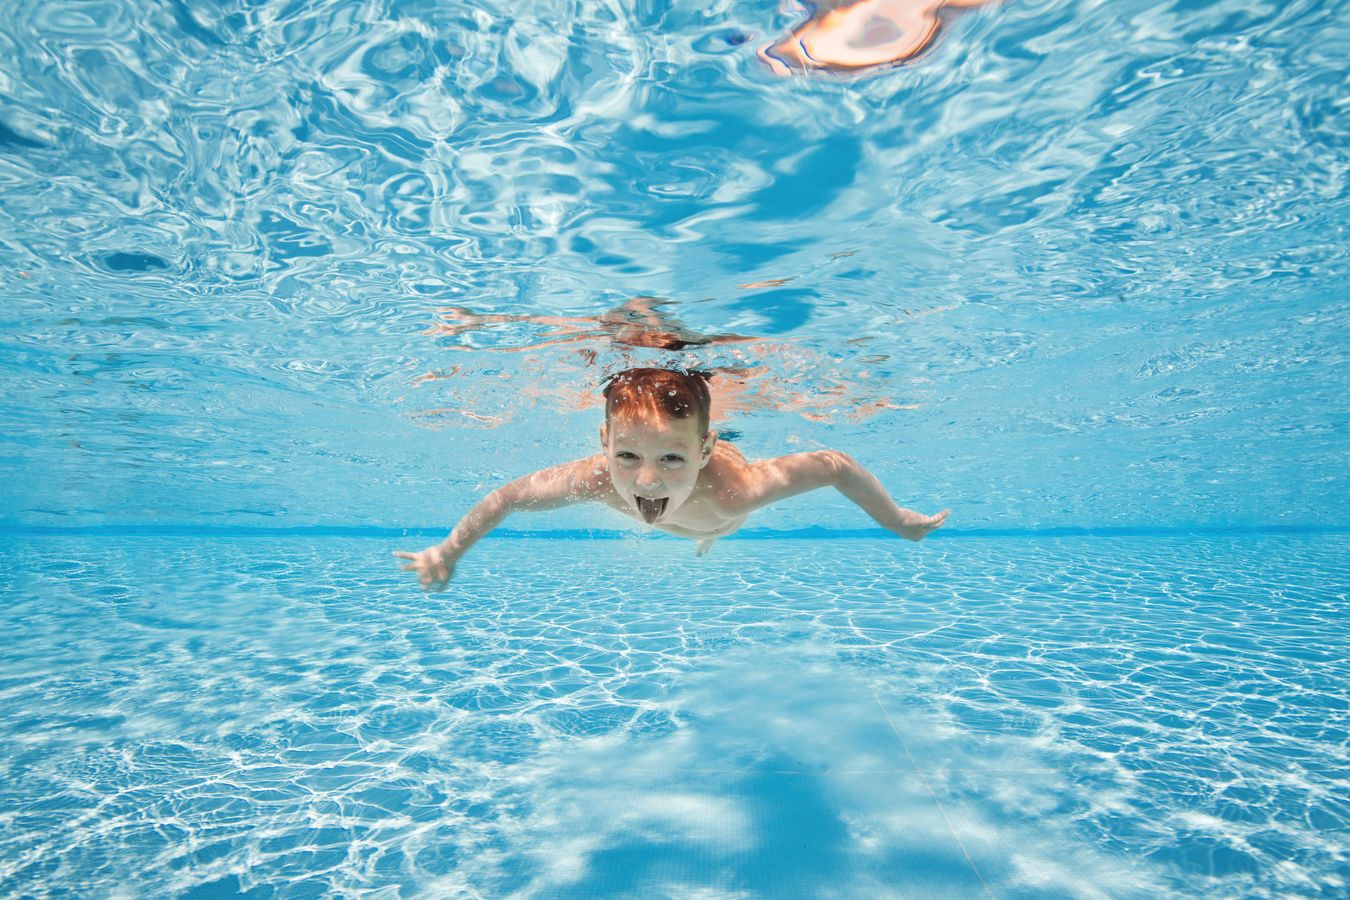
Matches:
[602,367,712,436]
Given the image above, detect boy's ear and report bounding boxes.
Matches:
[599,422,608,449]
[700,430,717,466]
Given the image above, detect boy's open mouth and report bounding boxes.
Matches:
[635,496,668,523]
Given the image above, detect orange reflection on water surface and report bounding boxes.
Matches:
[408,296,928,429]
[759,0,995,76]
[428,296,756,354]
[737,277,796,289]
[707,355,920,424]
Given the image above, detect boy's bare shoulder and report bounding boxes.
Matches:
[703,443,761,507]
[501,454,617,509]
[560,453,616,498]
[706,445,843,513]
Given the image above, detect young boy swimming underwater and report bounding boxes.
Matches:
[395,367,948,591]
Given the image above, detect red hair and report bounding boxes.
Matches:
[602,368,712,435]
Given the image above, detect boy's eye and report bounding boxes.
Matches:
[661,455,685,464]
[617,451,638,460]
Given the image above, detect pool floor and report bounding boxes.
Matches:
[1,535,1346,897]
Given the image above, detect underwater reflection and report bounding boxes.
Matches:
[498,643,1159,897]
[412,295,917,428]
[759,0,996,76]
[429,295,757,355]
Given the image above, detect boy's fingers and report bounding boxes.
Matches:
[391,548,452,590]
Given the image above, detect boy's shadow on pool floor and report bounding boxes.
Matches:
[482,643,1160,898]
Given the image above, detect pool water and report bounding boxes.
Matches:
[2,0,1348,895]
[3,534,1346,896]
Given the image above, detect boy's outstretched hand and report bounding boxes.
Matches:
[393,545,457,592]
[897,508,949,541]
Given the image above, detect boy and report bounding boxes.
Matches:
[395,367,948,591]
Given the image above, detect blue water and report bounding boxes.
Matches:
[2,0,1348,896]
[3,536,1347,896]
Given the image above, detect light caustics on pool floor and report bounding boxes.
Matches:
[1,535,1345,897]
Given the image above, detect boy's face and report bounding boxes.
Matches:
[601,411,715,524]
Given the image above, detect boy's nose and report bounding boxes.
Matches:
[636,466,663,491]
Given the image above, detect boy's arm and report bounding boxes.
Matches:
[740,450,948,541]
[394,456,607,591]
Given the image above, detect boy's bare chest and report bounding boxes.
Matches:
[593,474,747,538]
[597,488,742,535]
[652,492,747,538]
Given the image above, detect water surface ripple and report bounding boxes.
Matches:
[0,0,1345,529]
